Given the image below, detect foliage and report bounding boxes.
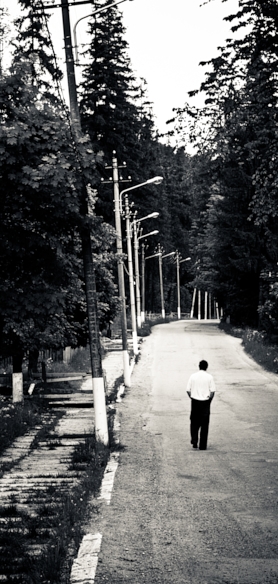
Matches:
[0,62,89,360]
[79,1,192,315]
[0,1,121,364]
[168,0,278,329]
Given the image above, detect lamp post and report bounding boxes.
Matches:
[133,213,159,328]
[73,0,134,65]
[119,177,163,355]
[112,154,130,387]
[176,253,191,319]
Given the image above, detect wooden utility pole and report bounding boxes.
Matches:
[111,153,131,386]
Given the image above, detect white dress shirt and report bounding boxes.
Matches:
[187,370,216,401]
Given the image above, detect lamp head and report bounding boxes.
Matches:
[138,229,159,241]
[146,176,163,186]
[149,212,159,219]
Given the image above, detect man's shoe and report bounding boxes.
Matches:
[192,444,198,449]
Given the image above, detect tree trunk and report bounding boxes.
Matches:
[28,349,39,379]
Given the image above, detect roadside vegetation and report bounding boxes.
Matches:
[0,398,64,460]
[0,383,117,583]
[220,323,278,375]
[0,429,112,584]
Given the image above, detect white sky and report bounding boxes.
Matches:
[3,0,239,135]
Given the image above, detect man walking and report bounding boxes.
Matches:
[187,360,215,450]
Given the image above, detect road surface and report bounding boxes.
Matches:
[92,320,278,584]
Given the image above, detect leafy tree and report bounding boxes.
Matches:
[0,63,118,377]
[0,62,87,367]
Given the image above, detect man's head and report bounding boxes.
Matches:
[199,360,208,371]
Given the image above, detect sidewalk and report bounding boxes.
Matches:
[0,344,128,583]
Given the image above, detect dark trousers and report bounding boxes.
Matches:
[190,398,211,450]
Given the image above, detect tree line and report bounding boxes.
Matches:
[0,0,191,373]
[169,0,278,333]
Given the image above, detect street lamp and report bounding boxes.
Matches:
[120,177,163,355]
[73,0,135,65]
[176,253,191,319]
[144,245,175,319]
[119,177,163,213]
[133,213,159,328]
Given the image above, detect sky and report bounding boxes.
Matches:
[3,0,239,135]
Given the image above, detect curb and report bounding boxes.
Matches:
[69,373,128,583]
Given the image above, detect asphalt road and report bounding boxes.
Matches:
[93,320,278,584]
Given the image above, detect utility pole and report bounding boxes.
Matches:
[141,242,146,324]
[133,224,141,329]
[111,153,131,386]
[38,0,109,445]
[124,194,138,356]
[158,244,165,319]
[176,252,181,320]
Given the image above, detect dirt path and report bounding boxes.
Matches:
[92,320,278,584]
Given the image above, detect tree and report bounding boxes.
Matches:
[0,65,118,385]
[168,0,278,327]
[0,62,86,366]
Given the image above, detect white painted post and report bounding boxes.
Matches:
[63,346,71,363]
[13,373,24,403]
[204,291,208,320]
[93,378,109,445]
[198,290,201,320]
[190,287,196,319]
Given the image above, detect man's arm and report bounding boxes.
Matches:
[186,375,192,398]
[209,375,216,399]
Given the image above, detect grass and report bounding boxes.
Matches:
[0,374,119,584]
[0,425,113,584]
[38,435,111,584]
[220,323,278,374]
[0,398,64,458]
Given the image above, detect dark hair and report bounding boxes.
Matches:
[199,360,208,371]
